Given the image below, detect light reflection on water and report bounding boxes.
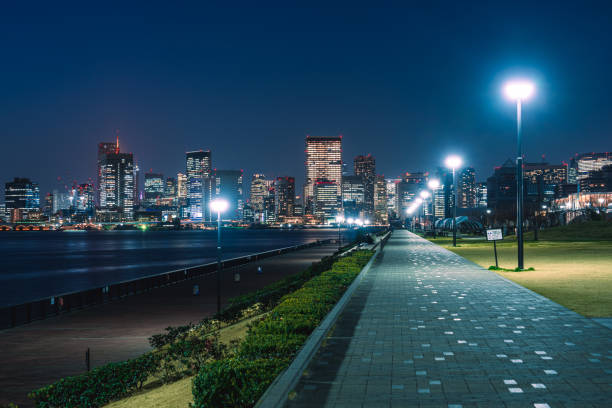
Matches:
[0,229,352,307]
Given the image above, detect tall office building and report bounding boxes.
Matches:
[99,152,135,220]
[305,136,342,219]
[144,172,165,207]
[250,174,268,221]
[213,169,244,221]
[476,182,488,208]
[165,177,177,199]
[177,173,187,199]
[274,176,295,218]
[354,154,376,218]
[4,178,40,222]
[97,141,117,205]
[186,150,212,221]
[458,167,476,208]
[385,178,400,219]
[313,179,340,222]
[374,175,388,225]
[342,175,365,219]
[76,183,95,213]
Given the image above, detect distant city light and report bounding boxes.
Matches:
[427,179,440,190]
[209,198,229,214]
[335,215,345,223]
[445,155,462,170]
[504,80,535,101]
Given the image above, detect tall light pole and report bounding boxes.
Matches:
[428,179,440,236]
[445,155,462,247]
[504,80,535,270]
[210,198,229,315]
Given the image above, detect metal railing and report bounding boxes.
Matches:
[0,239,334,330]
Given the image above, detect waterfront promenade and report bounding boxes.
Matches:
[288,231,612,407]
[0,243,337,406]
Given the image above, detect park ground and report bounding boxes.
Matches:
[429,220,612,317]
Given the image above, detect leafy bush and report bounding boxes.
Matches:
[28,353,160,408]
[192,357,288,408]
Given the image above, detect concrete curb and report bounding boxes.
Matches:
[255,232,389,408]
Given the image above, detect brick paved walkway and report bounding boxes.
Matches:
[288,231,612,408]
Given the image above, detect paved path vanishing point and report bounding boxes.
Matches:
[288,231,612,408]
[0,243,338,407]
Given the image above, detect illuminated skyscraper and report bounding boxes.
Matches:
[274,176,295,218]
[250,174,268,221]
[374,175,388,225]
[458,167,476,208]
[99,152,135,219]
[186,150,212,221]
[342,175,365,219]
[574,152,612,181]
[214,169,244,221]
[476,182,488,208]
[304,136,342,219]
[144,172,164,207]
[165,177,177,199]
[97,141,117,205]
[313,179,340,222]
[354,154,376,218]
[385,178,400,219]
[4,178,40,222]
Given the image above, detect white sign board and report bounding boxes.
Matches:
[486,228,503,241]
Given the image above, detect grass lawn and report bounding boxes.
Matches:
[428,221,612,317]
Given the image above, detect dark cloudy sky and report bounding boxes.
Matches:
[1,1,611,197]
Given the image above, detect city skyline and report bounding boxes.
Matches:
[2,3,612,199]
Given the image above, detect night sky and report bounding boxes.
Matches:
[1,2,612,198]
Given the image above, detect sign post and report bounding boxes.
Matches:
[486,228,503,268]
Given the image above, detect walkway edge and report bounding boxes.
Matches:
[255,233,388,408]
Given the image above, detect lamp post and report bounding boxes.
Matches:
[210,198,229,315]
[445,155,462,247]
[428,179,440,236]
[504,80,534,270]
[335,215,344,250]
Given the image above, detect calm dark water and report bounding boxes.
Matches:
[0,229,352,307]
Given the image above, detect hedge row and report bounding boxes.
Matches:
[192,250,374,407]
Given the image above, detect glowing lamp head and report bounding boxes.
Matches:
[355,219,364,226]
[347,217,354,224]
[445,155,462,170]
[406,207,415,215]
[209,198,229,213]
[486,209,492,214]
[415,198,423,205]
[427,179,440,190]
[420,190,431,199]
[503,80,535,101]
[335,215,344,223]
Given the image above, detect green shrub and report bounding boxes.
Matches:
[28,353,160,408]
[192,358,288,408]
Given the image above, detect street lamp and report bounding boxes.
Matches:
[210,198,229,315]
[504,79,535,270]
[335,215,344,250]
[445,155,462,247]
